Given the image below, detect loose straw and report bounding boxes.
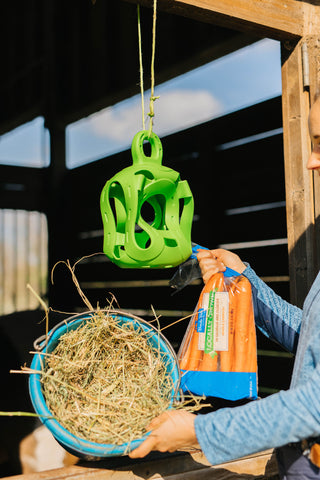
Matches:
[27,283,50,347]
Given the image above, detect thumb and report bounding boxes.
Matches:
[128,434,156,459]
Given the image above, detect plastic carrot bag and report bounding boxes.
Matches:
[178,268,258,401]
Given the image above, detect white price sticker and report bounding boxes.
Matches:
[213,291,229,351]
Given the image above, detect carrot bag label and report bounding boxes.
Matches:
[178,268,258,401]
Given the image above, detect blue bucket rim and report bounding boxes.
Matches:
[29,309,181,457]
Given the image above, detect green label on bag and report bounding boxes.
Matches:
[204,290,216,355]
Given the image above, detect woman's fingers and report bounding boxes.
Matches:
[197,251,226,284]
[197,248,246,276]
[211,249,246,273]
[128,434,158,458]
[196,249,212,260]
[147,412,170,430]
[128,411,198,459]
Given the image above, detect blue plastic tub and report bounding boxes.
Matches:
[29,310,180,458]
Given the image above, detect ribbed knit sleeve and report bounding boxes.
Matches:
[243,264,302,354]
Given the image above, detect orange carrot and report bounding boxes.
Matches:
[186,328,203,370]
[199,351,218,371]
[219,279,237,372]
[246,305,258,373]
[233,276,256,372]
[179,313,195,361]
[179,310,198,370]
[180,274,223,371]
[243,278,257,374]
[179,357,189,371]
[199,273,224,371]
[204,272,224,295]
[179,300,204,371]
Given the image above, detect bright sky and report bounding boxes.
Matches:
[0,38,281,169]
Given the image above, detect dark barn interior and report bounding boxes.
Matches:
[1,0,319,477]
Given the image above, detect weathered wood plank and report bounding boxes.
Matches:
[124,0,307,40]
[281,39,315,307]
[306,35,320,275]
[7,449,278,479]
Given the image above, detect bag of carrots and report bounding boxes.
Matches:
[178,267,258,401]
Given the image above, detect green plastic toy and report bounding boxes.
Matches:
[100,130,194,268]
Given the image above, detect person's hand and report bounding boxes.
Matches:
[128,410,200,459]
[197,248,246,284]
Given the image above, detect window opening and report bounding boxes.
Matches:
[0,209,48,315]
[0,117,50,168]
[66,39,281,169]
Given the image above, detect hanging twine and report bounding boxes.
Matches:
[137,5,146,131]
[137,0,159,137]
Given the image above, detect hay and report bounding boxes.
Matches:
[23,256,207,449]
[39,309,181,445]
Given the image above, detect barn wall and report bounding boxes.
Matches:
[50,96,294,397]
[0,96,293,399]
[0,95,291,477]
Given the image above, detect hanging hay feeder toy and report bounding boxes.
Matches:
[100,2,194,269]
[29,309,181,459]
[100,130,194,269]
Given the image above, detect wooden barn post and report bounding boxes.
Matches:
[307,35,320,291]
[281,28,320,307]
[281,39,314,307]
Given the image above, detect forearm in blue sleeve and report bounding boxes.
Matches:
[242,264,302,353]
[194,364,320,465]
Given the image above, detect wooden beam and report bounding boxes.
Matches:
[46,125,68,307]
[8,449,278,479]
[123,0,308,41]
[306,36,320,278]
[281,39,315,307]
